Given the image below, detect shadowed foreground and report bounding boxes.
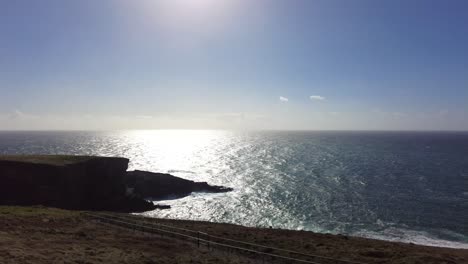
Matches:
[1,206,467,264]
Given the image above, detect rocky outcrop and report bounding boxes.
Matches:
[0,155,232,212]
[0,156,156,212]
[125,170,233,200]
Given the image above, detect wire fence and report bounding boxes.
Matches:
[84,212,369,264]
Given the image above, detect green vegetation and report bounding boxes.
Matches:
[0,155,97,166]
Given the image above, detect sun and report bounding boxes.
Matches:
[172,0,225,11]
[147,0,237,33]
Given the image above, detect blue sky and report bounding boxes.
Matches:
[0,0,467,130]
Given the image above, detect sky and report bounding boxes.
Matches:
[0,0,467,130]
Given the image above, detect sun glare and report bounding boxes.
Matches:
[123,130,222,173]
[146,0,237,33]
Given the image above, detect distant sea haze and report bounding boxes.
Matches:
[1,130,467,249]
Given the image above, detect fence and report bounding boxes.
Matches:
[84,212,368,264]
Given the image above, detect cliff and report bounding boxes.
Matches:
[125,170,233,200]
[0,155,156,212]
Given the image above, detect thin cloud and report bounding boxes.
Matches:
[8,110,37,120]
[310,95,326,101]
[279,96,289,102]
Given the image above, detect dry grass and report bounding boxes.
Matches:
[0,206,253,264]
[121,213,468,264]
[1,206,467,264]
[0,205,78,218]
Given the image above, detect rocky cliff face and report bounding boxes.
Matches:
[0,156,156,212]
[125,170,233,200]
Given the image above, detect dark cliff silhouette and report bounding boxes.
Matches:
[0,155,232,212]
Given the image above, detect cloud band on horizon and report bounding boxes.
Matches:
[310,95,326,101]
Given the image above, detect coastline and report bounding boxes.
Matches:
[145,208,468,251]
[354,227,468,250]
[142,192,468,251]
[0,155,232,212]
[1,154,467,263]
[1,206,467,264]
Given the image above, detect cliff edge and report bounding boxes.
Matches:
[0,155,156,212]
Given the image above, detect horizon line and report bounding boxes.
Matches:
[0,129,467,133]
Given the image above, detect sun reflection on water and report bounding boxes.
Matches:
[120,130,230,182]
[1,130,468,247]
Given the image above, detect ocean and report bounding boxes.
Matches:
[1,130,467,248]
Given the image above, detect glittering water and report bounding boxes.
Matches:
[1,130,467,248]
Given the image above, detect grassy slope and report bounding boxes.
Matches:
[0,155,97,166]
[1,206,467,264]
[0,206,248,264]
[0,206,79,217]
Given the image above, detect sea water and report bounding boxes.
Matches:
[1,130,467,248]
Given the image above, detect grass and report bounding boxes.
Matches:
[0,155,105,166]
[0,206,466,263]
[0,205,79,218]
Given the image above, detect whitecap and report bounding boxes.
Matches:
[354,227,468,249]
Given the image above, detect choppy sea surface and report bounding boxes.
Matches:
[1,130,467,248]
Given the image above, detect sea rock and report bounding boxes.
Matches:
[125,170,233,200]
[0,155,156,212]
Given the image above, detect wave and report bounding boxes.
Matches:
[167,169,196,174]
[3,131,468,249]
[353,227,468,249]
